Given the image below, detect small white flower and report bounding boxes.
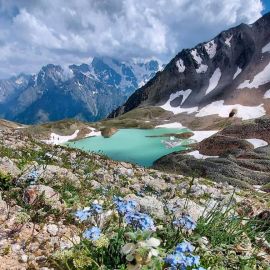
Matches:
[121,243,136,255]
[145,237,161,248]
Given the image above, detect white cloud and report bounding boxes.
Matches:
[0,0,264,78]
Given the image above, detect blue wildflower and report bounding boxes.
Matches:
[165,241,202,270]
[91,203,103,214]
[175,241,195,253]
[164,252,187,268]
[113,196,137,215]
[75,202,103,221]
[173,215,197,231]
[186,255,200,267]
[75,208,91,221]
[124,211,156,231]
[83,226,101,240]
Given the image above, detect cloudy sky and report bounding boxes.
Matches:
[0,0,269,78]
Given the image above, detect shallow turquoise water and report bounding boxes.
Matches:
[66,128,189,167]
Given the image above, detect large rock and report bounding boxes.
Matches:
[101,127,118,138]
[21,165,80,188]
[220,117,270,143]
[126,195,165,219]
[167,198,205,221]
[0,157,21,177]
[199,134,254,156]
[23,185,64,210]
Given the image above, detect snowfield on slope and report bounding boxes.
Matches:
[238,62,270,89]
[155,122,184,128]
[176,59,185,73]
[233,67,242,79]
[84,127,101,137]
[262,42,270,53]
[43,127,101,145]
[204,40,217,59]
[44,130,80,145]
[225,35,233,47]
[191,49,208,73]
[160,95,265,120]
[186,150,219,159]
[205,68,221,95]
[160,89,198,114]
[189,130,219,142]
[245,138,268,149]
[195,100,266,120]
[263,89,270,99]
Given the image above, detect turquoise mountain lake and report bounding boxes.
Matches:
[66,128,190,167]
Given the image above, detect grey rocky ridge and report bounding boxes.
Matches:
[109,12,270,128]
[0,57,161,124]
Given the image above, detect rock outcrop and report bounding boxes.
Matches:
[101,127,118,138]
[154,117,270,189]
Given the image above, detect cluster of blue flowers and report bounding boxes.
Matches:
[83,226,101,241]
[125,211,156,231]
[75,203,103,221]
[173,215,197,231]
[113,196,138,215]
[113,196,155,231]
[165,241,205,270]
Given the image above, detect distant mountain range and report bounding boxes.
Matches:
[0,57,161,124]
[110,12,270,125]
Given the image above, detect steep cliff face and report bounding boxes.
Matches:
[110,12,270,122]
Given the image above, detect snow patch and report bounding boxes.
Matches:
[262,42,270,53]
[85,127,101,137]
[176,59,185,73]
[189,130,219,142]
[155,122,184,129]
[186,150,219,159]
[160,89,198,115]
[233,67,242,79]
[245,138,268,148]
[205,68,221,95]
[163,89,192,106]
[238,62,270,89]
[191,49,208,73]
[263,89,270,99]
[15,77,24,85]
[44,130,80,145]
[225,35,233,47]
[196,100,266,120]
[204,40,217,59]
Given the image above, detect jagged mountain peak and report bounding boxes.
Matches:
[0,56,161,124]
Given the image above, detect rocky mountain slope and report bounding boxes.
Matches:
[0,123,269,269]
[0,57,161,124]
[110,12,270,128]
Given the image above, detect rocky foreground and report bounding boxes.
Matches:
[0,127,270,269]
